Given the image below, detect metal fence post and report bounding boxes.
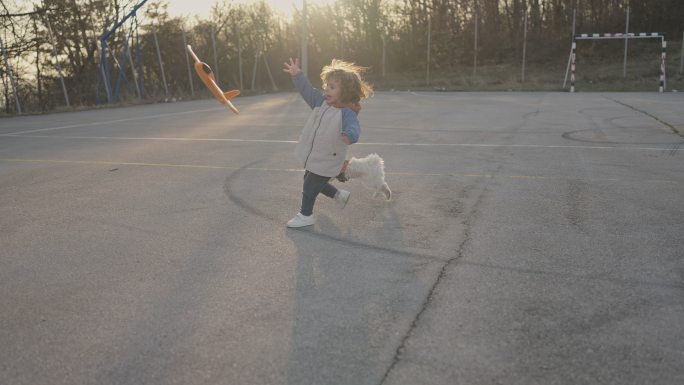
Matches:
[211,24,220,85]
[426,16,431,85]
[152,23,169,98]
[382,34,386,78]
[522,9,528,82]
[45,15,70,107]
[473,12,478,77]
[623,7,630,78]
[124,32,142,99]
[0,37,22,113]
[237,25,243,89]
[251,45,259,90]
[679,31,684,75]
[182,29,194,97]
[301,0,308,76]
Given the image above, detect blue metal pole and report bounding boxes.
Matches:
[96,0,148,103]
[100,0,149,41]
[113,39,136,102]
[136,28,145,98]
[103,41,112,103]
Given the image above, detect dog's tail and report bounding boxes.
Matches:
[366,153,384,169]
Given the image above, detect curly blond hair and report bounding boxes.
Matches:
[320,59,373,103]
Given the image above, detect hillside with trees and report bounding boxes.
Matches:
[1,0,682,114]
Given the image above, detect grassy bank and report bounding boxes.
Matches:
[373,40,684,93]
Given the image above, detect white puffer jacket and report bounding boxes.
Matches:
[295,103,348,177]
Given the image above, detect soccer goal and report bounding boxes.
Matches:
[568,33,666,92]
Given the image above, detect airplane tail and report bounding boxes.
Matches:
[223,90,240,100]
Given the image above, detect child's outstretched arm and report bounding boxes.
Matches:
[283,57,324,109]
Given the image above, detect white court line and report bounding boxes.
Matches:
[362,141,682,151]
[1,133,681,151]
[1,134,297,144]
[1,107,225,135]
[0,158,679,184]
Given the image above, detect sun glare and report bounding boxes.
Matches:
[168,0,332,20]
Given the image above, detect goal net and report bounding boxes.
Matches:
[569,33,666,92]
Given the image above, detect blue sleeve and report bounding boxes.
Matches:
[341,108,360,144]
[292,72,325,109]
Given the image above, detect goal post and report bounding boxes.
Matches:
[569,33,666,92]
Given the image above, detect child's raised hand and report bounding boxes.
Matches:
[283,57,301,76]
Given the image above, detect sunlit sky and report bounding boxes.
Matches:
[10,0,332,20]
[168,0,332,19]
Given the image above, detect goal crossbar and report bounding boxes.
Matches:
[569,32,666,92]
[575,32,664,40]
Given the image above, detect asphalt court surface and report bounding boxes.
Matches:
[1,92,683,385]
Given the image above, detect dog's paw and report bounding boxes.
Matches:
[372,184,392,200]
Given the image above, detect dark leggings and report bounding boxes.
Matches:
[301,171,338,216]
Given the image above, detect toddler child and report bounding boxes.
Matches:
[282,57,373,227]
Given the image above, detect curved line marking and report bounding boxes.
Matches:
[222,163,447,263]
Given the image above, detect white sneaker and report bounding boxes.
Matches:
[287,213,315,228]
[335,189,350,208]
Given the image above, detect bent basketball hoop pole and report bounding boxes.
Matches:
[96,0,148,104]
[570,33,666,93]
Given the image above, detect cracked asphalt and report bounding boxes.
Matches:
[1,92,683,385]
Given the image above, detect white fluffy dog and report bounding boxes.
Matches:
[338,153,391,200]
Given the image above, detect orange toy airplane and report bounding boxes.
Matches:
[187,45,240,114]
